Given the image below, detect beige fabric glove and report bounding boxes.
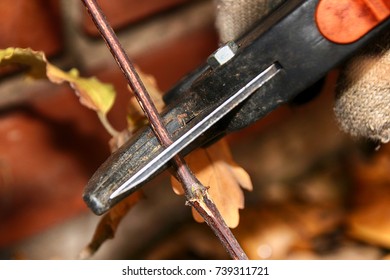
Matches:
[214,0,390,143]
[214,0,285,43]
[334,34,390,143]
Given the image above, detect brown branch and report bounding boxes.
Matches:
[81,0,247,260]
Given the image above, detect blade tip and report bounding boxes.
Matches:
[83,192,109,215]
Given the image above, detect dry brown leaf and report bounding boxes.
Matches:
[234,203,343,259]
[353,144,390,191]
[126,67,165,131]
[235,207,299,260]
[347,197,390,249]
[108,68,165,150]
[144,224,229,260]
[347,143,390,248]
[79,191,144,259]
[81,67,165,258]
[171,139,253,228]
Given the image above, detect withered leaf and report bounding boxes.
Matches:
[0,48,116,134]
[79,191,144,259]
[347,143,390,248]
[348,198,390,249]
[234,203,343,259]
[171,139,253,228]
[126,67,165,131]
[83,68,165,257]
[109,68,165,149]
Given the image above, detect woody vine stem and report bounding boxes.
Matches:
[81,0,248,260]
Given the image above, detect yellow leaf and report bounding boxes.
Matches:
[0,47,46,78]
[48,66,115,115]
[0,47,115,117]
[171,139,253,228]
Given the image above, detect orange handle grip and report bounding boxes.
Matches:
[316,0,390,44]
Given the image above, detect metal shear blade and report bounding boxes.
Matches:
[110,63,282,200]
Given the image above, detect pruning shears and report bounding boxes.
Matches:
[84,0,390,215]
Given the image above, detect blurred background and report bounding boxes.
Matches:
[0,0,390,260]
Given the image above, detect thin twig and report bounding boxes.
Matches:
[81,0,247,260]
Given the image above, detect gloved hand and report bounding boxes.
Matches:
[213,0,390,143]
[334,34,390,143]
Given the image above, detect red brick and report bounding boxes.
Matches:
[0,0,63,77]
[0,0,63,55]
[0,88,111,247]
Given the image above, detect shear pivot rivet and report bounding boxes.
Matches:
[207,41,238,69]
